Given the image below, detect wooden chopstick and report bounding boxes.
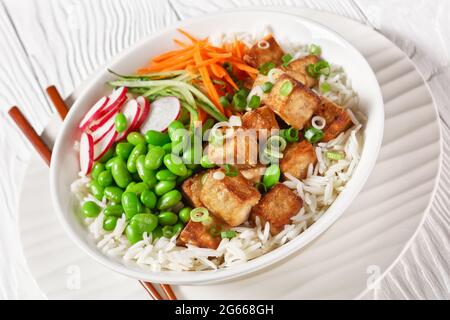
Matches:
[8,106,52,166]
[43,85,177,300]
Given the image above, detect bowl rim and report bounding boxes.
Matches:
[50,9,384,285]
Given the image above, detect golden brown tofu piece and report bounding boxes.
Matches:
[280,140,317,180]
[178,216,229,249]
[315,97,353,142]
[250,183,302,235]
[200,169,261,226]
[265,74,320,129]
[244,35,285,68]
[282,55,319,88]
[207,128,259,166]
[240,166,267,184]
[181,173,204,208]
[242,106,279,132]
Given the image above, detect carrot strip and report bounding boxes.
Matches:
[145,53,194,71]
[173,38,190,48]
[207,52,234,59]
[232,62,258,74]
[209,64,225,78]
[192,56,229,68]
[152,48,191,62]
[177,28,199,43]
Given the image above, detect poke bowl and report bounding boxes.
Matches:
[50,10,384,285]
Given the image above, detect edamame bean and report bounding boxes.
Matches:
[103,204,124,217]
[91,163,105,180]
[168,120,185,142]
[178,207,192,224]
[98,147,115,163]
[152,226,163,240]
[122,191,142,219]
[162,142,172,153]
[127,132,146,145]
[125,213,158,244]
[81,201,100,218]
[89,180,104,201]
[144,146,165,170]
[182,147,200,169]
[200,155,216,169]
[127,143,147,173]
[111,158,132,188]
[126,181,149,196]
[172,222,184,235]
[104,186,124,203]
[158,211,178,226]
[97,170,113,187]
[162,225,174,238]
[115,142,134,160]
[144,130,171,146]
[156,190,182,210]
[105,156,118,170]
[163,154,188,176]
[263,164,280,189]
[140,190,157,209]
[115,113,127,133]
[103,216,118,231]
[156,169,177,181]
[136,155,157,187]
[154,180,176,196]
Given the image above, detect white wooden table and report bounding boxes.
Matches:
[0,0,448,300]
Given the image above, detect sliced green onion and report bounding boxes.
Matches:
[248,95,261,109]
[309,44,321,56]
[326,151,345,160]
[219,95,230,107]
[281,127,300,142]
[279,80,293,96]
[267,135,287,151]
[261,81,274,93]
[209,225,222,237]
[232,94,247,111]
[190,207,209,223]
[259,62,276,76]
[221,230,237,239]
[320,82,331,93]
[304,127,324,143]
[306,64,318,78]
[224,164,238,177]
[281,54,293,67]
[313,61,330,76]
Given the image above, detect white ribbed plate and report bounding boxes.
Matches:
[18,8,441,299]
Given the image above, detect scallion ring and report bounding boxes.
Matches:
[313,61,330,76]
[267,135,287,152]
[281,127,300,142]
[257,40,270,49]
[259,62,276,76]
[320,82,331,93]
[190,207,209,223]
[309,44,321,56]
[281,53,293,67]
[248,95,261,109]
[279,80,293,96]
[326,151,345,161]
[224,164,238,177]
[312,116,326,130]
[304,127,324,144]
[261,81,274,93]
[221,230,237,239]
[267,68,284,82]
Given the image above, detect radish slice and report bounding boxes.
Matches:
[79,132,94,175]
[92,116,115,144]
[94,128,118,161]
[115,100,141,141]
[134,96,150,130]
[79,97,109,131]
[101,87,128,116]
[140,97,180,133]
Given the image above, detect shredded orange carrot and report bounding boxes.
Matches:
[173,38,190,48]
[177,28,199,43]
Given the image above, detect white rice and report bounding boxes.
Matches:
[71,31,364,272]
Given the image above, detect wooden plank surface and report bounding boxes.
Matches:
[0,0,448,299]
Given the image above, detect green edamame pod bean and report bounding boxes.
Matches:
[127,132,146,145]
[103,204,124,217]
[178,207,192,224]
[89,181,104,201]
[158,211,178,226]
[91,163,105,180]
[144,146,165,170]
[122,191,141,219]
[140,190,157,209]
[163,154,188,176]
[81,201,100,218]
[168,120,185,143]
[98,147,115,163]
[111,158,132,188]
[105,156,118,170]
[156,190,182,210]
[156,169,177,181]
[263,164,280,189]
[154,180,176,196]
[104,186,124,203]
[126,181,149,196]
[136,155,157,187]
[152,226,163,240]
[115,142,134,160]
[200,155,216,169]
[125,213,158,244]
[115,113,127,133]
[172,222,184,235]
[103,216,118,231]
[127,143,147,173]
[162,225,174,238]
[162,142,172,153]
[97,170,113,187]
[144,130,171,146]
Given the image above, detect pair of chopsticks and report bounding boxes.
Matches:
[8,85,177,301]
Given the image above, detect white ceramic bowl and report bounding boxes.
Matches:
[50,10,384,285]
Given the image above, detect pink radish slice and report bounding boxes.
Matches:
[89,105,120,131]
[100,87,128,116]
[139,96,180,133]
[94,128,118,161]
[79,132,94,175]
[79,96,109,131]
[115,99,141,141]
[134,96,150,130]
[92,120,115,144]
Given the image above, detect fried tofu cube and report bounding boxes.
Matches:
[265,74,320,129]
[250,183,302,235]
[280,140,317,180]
[178,215,229,249]
[316,97,353,142]
[200,169,261,226]
[240,166,267,184]
[181,173,204,208]
[244,35,285,68]
[282,55,319,88]
[242,106,279,132]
